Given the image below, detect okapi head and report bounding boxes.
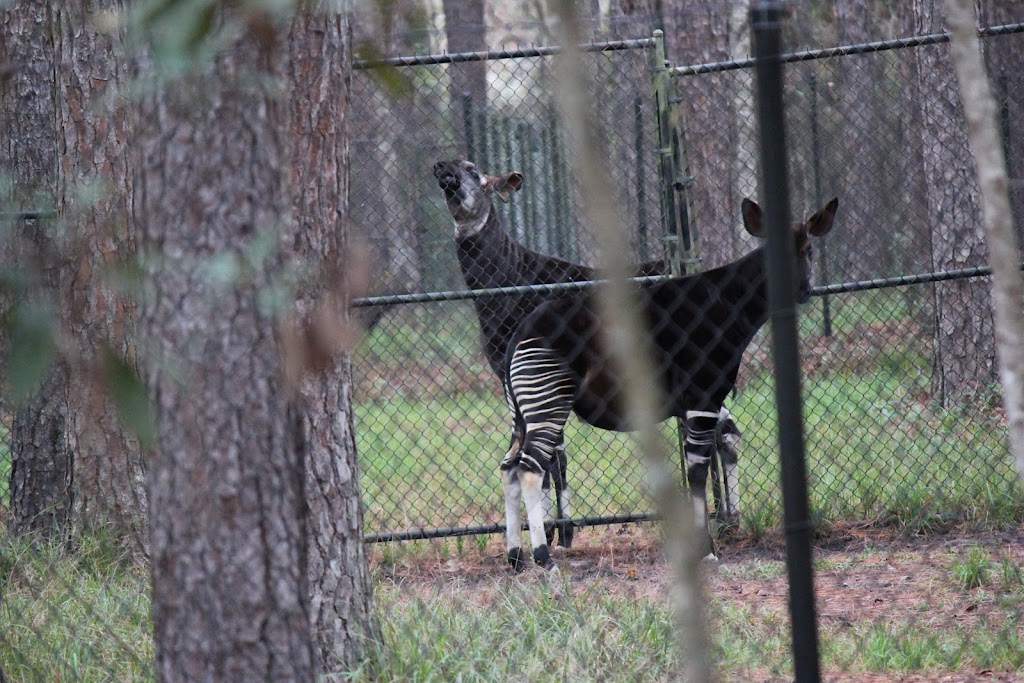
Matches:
[741,196,838,303]
[433,159,523,235]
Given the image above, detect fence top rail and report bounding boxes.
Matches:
[671,21,1024,77]
[353,37,656,69]
[351,274,671,308]
[353,262,1021,309]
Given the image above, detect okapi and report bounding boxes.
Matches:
[500,196,838,570]
[432,158,740,549]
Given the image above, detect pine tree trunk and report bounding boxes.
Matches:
[913,0,996,408]
[1,0,73,538]
[834,1,892,280]
[288,5,377,674]
[139,15,314,680]
[443,0,487,154]
[52,0,146,549]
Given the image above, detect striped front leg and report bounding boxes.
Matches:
[504,337,578,571]
[685,410,720,557]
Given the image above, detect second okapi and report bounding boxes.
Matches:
[501,196,839,571]
[432,158,740,548]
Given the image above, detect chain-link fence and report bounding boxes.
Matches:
[352,23,1024,544]
[3,14,1024,683]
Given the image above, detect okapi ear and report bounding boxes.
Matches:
[807,197,838,237]
[484,172,523,202]
[741,198,764,237]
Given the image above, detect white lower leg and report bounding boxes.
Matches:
[502,469,523,554]
[724,461,740,518]
[521,471,553,567]
[558,487,572,521]
[692,491,708,530]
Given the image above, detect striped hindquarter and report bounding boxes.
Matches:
[502,336,579,570]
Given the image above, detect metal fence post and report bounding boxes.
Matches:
[751,2,821,682]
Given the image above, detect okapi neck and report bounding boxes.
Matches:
[730,247,771,325]
[455,209,520,286]
[454,206,495,238]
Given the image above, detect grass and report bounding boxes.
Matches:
[4,530,1024,680]
[951,545,996,590]
[355,569,1024,682]
[0,533,152,682]
[357,580,679,682]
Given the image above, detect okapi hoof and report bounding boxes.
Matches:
[533,544,555,570]
[545,524,556,548]
[508,547,528,573]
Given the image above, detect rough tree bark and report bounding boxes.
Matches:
[945,0,1024,488]
[138,11,314,680]
[833,0,891,280]
[288,3,378,674]
[729,0,758,257]
[913,0,996,408]
[53,0,146,549]
[443,0,487,155]
[1,0,73,538]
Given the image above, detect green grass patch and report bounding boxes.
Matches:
[3,534,1024,681]
[0,535,152,682]
[357,577,1024,681]
[358,580,679,682]
[951,546,996,591]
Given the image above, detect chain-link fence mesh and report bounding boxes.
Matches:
[352,26,1024,543]
[4,17,1024,682]
[351,40,685,540]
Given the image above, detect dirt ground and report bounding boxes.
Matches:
[370,523,1024,682]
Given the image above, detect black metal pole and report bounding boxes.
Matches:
[750,3,821,683]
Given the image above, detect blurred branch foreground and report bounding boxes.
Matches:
[945,0,1024,490]
[547,2,710,682]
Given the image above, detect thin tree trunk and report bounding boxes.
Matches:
[288,4,377,674]
[350,5,422,297]
[1,0,73,538]
[53,0,146,550]
[139,13,314,680]
[945,0,1024,488]
[914,0,995,408]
